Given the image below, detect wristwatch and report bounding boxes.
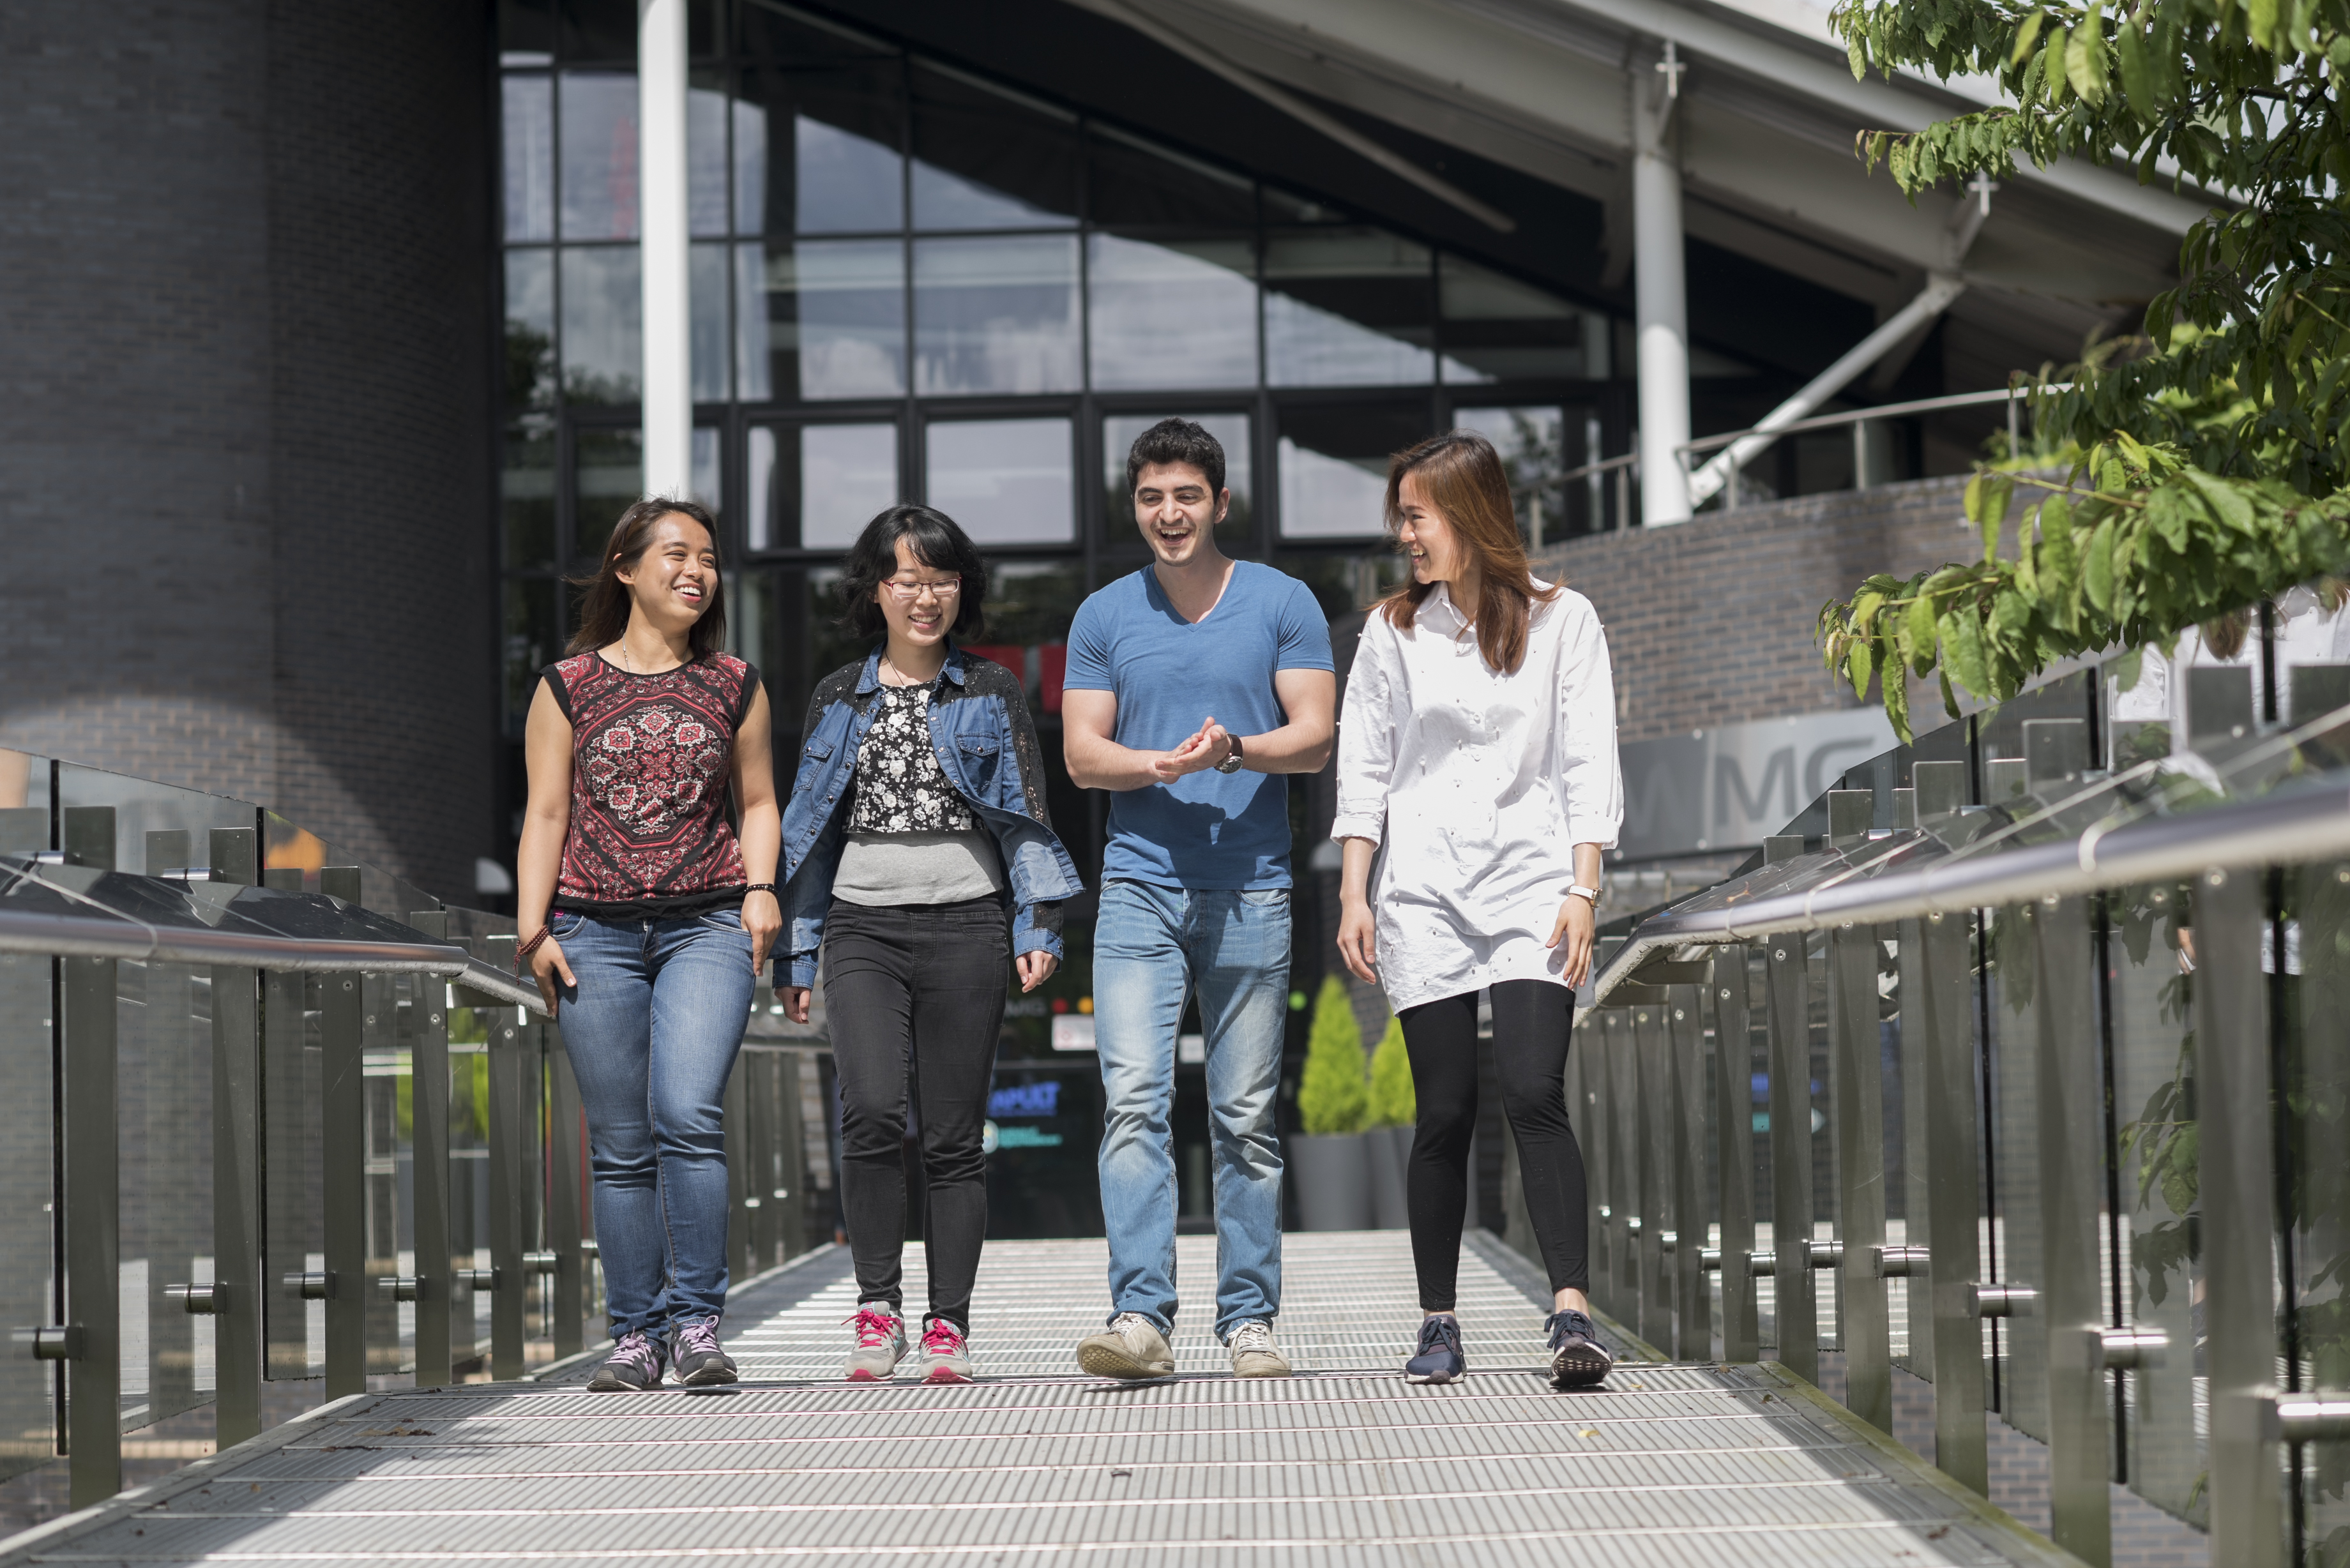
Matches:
[1215,732,1245,773]
[1568,884,1602,905]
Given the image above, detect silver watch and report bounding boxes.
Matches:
[1215,732,1245,774]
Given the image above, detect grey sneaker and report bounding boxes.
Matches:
[1076,1311,1175,1379]
[845,1304,908,1382]
[1225,1319,1291,1378]
[669,1314,738,1386]
[586,1329,665,1392]
[917,1318,975,1384]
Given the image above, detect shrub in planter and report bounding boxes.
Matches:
[1365,1016,1414,1228]
[1293,975,1371,1230]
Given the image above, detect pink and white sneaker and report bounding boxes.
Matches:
[918,1318,974,1383]
[845,1305,907,1381]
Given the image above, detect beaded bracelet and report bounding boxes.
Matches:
[515,926,552,971]
[742,883,778,897]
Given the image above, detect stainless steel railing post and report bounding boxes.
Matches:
[1669,988,1711,1360]
[547,1029,588,1358]
[486,979,526,1378]
[1827,790,1893,1431]
[1711,950,1759,1361]
[1633,1000,1672,1350]
[1762,833,1817,1383]
[406,910,453,1386]
[60,807,119,1506]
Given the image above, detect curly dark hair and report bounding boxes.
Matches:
[1123,417,1226,497]
[837,504,988,642]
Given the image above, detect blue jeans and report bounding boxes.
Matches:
[1091,880,1289,1339]
[551,907,754,1339]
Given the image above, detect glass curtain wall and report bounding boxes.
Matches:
[493,0,1621,1048]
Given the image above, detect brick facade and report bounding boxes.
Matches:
[1536,475,1982,743]
[0,1,496,901]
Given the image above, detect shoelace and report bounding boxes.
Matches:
[847,1306,902,1348]
[1231,1322,1275,1352]
[920,1321,966,1357]
[677,1316,723,1357]
[610,1330,660,1375]
[1417,1316,1461,1355]
[1111,1311,1156,1347]
[1545,1311,1595,1346]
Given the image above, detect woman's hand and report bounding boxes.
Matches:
[1337,894,1379,984]
[1017,951,1059,992]
[529,935,577,1015]
[781,986,812,1025]
[743,889,782,977]
[1547,894,1597,989]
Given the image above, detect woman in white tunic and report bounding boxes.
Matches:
[1332,429,1623,1390]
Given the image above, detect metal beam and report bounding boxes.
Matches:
[638,0,693,501]
[1633,72,1691,526]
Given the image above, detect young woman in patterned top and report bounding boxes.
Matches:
[779,504,1082,1383]
[517,497,781,1393]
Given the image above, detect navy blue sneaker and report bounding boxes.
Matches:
[1545,1309,1612,1389]
[1404,1314,1465,1384]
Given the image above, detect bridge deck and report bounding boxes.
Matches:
[1,1232,2074,1566]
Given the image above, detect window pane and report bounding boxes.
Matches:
[1264,229,1433,388]
[503,423,556,569]
[558,0,635,61]
[748,422,900,551]
[734,56,904,236]
[1087,234,1256,392]
[503,75,554,241]
[689,75,727,236]
[503,580,561,739]
[1102,412,1252,552]
[499,0,554,65]
[927,418,1074,544]
[1453,406,1567,546]
[574,426,642,561]
[505,248,556,414]
[559,71,639,240]
[1277,403,1430,538]
[560,246,640,403]
[1439,256,1592,382]
[692,241,728,402]
[910,66,1077,230]
[692,425,722,515]
[736,239,906,402]
[1088,127,1255,228]
[913,235,1080,395]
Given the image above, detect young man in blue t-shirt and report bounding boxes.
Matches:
[1061,419,1336,1379]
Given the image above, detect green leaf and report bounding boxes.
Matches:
[2066,18,2108,105]
[2246,0,2279,48]
[2011,8,2048,66]
[2184,469,2256,532]
[1883,661,1913,744]
[1907,594,1940,675]
[1847,639,1876,696]
[2084,515,2119,613]
[2040,495,2081,624]
[1941,667,1964,720]
[2115,10,2155,109]
[1942,601,1992,697]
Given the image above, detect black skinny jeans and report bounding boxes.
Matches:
[1399,979,1589,1311]
[824,894,1009,1332]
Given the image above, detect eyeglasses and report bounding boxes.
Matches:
[882,577,962,601]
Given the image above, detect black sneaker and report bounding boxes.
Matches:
[1545,1309,1613,1389]
[586,1329,667,1391]
[669,1313,738,1385]
[1404,1314,1465,1384]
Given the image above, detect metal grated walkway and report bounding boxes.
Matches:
[0,1232,2079,1566]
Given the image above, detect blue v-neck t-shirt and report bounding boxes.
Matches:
[1063,562,1334,889]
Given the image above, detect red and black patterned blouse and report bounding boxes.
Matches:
[542,651,762,917]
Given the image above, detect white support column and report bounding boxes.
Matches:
[1632,64,1690,527]
[638,0,692,502]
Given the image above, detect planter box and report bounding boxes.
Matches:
[1367,1123,1412,1230]
[1290,1131,1373,1231]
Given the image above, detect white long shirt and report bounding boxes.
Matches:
[1331,579,1624,1013]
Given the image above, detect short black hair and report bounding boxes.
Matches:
[1125,418,1226,499]
[837,504,988,641]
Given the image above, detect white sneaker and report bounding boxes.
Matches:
[1226,1319,1291,1378]
[1075,1312,1175,1379]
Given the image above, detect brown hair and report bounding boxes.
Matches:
[1376,430,1558,674]
[565,497,727,658]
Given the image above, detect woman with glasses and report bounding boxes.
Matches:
[779,504,1083,1383]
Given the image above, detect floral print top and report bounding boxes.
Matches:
[848,679,976,834]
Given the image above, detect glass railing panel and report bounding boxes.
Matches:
[1806,928,1837,1350]
[2290,859,2350,1552]
[54,764,257,880]
[1874,923,1914,1371]
[0,933,56,1480]
[363,974,417,1376]
[1743,943,1775,1353]
[116,956,215,1429]
[448,987,493,1364]
[261,815,439,923]
[1984,897,2049,1440]
[2107,876,2204,1526]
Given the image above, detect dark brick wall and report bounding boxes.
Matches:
[0,1,497,900]
[1535,476,1980,742]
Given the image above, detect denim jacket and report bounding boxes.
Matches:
[780,644,1084,987]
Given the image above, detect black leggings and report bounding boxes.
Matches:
[824,895,1008,1332]
[1399,979,1588,1311]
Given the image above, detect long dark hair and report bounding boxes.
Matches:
[565,497,727,658]
[1376,430,1558,674]
[837,504,988,642]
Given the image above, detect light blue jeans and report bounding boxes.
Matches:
[550,907,754,1339]
[1091,880,1289,1340]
